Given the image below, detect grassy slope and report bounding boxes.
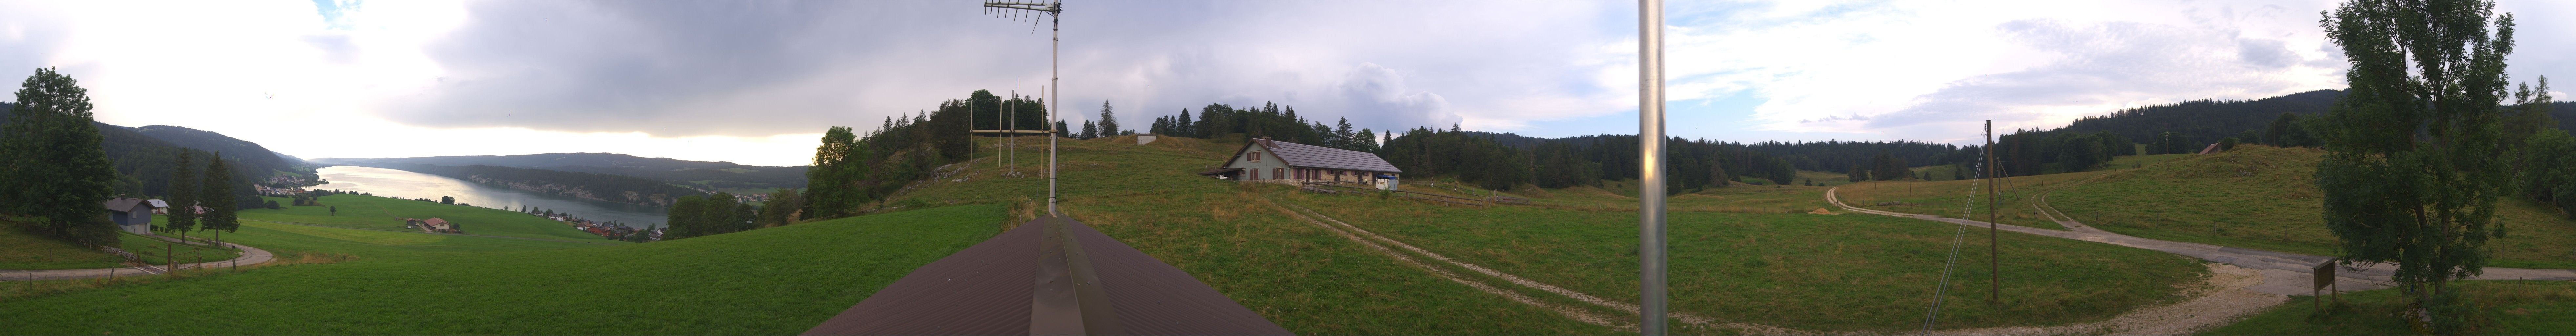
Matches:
[0,227,123,269]
[0,205,1001,335]
[240,194,624,243]
[2204,280,2576,335]
[1281,188,2207,332]
[1835,170,2111,231]
[906,135,1617,334]
[2048,145,2576,269]
[1,221,243,270]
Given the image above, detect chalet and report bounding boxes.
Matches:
[103,197,165,234]
[423,218,458,234]
[1199,136,1401,188]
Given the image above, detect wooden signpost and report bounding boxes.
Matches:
[2312,259,2337,309]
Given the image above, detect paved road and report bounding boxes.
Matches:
[1,233,275,281]
[1825,187,2576,295]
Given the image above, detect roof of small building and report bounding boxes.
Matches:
[144,199,169,208]
[1238,138,1403,173]
[425,218,449,226]
[102,197,151,211]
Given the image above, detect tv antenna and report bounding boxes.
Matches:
[976,0,1063,216]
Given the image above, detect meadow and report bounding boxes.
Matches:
[1,220,242,270]
[2046,145,2576,269]
[2204,280,2576,335]
[915,135,1618,334]
[1278,187,2209,332]
[0,205,1002,335]
[238,194,624,243]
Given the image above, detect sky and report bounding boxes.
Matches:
[1,0,2569,167]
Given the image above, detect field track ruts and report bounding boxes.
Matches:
[3,234,274,281]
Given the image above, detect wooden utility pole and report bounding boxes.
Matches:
[1985,120,2000,305]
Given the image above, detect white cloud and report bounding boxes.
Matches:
[1654,0,2351,142]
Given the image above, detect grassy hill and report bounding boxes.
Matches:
[8,133,2224,334]
[896,135,2208,333]
[1,204,1003,334]
[2047,145,2576,269]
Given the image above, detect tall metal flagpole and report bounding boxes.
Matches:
[1637,0,1669,334]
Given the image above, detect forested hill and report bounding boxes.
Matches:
[0,102,289,209]
[313,153,808,190]
[131,125,303,169]
[2051,89,2344,148]
[345,163,706,207]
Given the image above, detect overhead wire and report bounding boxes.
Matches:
[1919,145,1989,334]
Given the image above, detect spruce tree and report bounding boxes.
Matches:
[0,67,119,246]
[2315,0,2518,330]
[165,151,198,234]
[199,152,238,234]
[1096,101,1120,136]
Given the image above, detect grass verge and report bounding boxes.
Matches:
[2202,280,2576,335]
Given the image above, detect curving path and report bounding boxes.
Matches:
[2,234,275,281]
[1824,187,2576,296]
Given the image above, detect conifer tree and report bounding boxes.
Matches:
[165,151,198,234]
[199,152,238,234]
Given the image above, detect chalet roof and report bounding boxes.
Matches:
[425,218,450,226]
[145,199,169,208]
[102,198,150,211]
[802,216,1289,336]
[1243,138,1402,173]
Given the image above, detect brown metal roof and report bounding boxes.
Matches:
[102,197,149,211]
[1247,138,1403,173]
[803,216,1289,336]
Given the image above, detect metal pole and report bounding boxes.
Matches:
[1010,90,1017,175]
[1985,120,1999,305]
[1636,0,1668,334]
[1047,7,1060,216]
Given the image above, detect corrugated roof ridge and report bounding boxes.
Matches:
[1258,140,1402,173]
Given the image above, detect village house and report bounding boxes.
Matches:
[1198,136,1401,189]
[410,218,461,234]
[102,197,166,234]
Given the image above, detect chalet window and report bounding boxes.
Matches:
[1273,168,1283,181]
[1249,152,1261,162]
[1252,169,1261,180]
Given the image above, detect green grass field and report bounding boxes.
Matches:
[2203,280,2576,335]
[0,226,124,270]
[240,194,625,244]
[1,204,1003,335]
[2,220,243,270]
[2047,145,2576,269]
[1836,170,2112,231]
[913,135,1617,334]
[1279,189,2208,332]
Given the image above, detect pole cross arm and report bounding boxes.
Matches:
[983,1,1060,14]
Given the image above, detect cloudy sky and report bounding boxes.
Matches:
[2,0,2568,166]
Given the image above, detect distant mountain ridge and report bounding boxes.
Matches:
[1,102,307,208]
[314,153,809,190]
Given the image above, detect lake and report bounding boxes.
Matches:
[307,165,670,227]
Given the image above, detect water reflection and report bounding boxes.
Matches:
[308,166,669,227]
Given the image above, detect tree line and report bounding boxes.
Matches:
[1146,102,1383,153]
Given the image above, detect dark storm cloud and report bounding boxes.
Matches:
[383,1,1621,137]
